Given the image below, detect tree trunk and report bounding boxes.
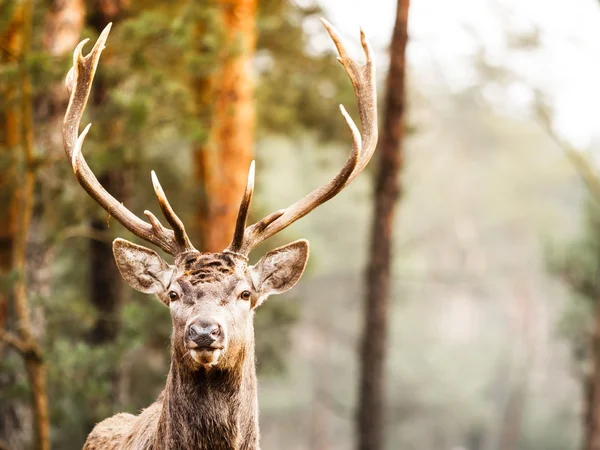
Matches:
[356,2,410,450]
[0,7,29,449]
[88,172,125,344]
[0,2,50,449]
[44,0,86,56]
[86,0,126,348]
[193,0,257,252]
[0,0,24,323]
[584,299,600,450]
[40,0,85,152]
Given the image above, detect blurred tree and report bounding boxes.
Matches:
[357,1,410,450]
[43,0,85,58]
[0,3,29,448]
[191,0,354,252]
[193,0,256,251]
[540,101,600,450]
[0,2,50,449]
[0,0,22,284]
[85,0,127,349]
[0,0,21,315]
[550,199,600,450]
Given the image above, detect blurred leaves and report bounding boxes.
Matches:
[549,200,600,367]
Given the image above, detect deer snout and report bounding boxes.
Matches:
[185,320,224,349]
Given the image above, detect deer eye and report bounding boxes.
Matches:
[240,290,251,301]
[168,291,179,301]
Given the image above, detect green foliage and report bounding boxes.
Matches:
[548,199,600,369]
[256,1,357,142]
[550,201,600,301]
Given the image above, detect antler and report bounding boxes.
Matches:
[227,19,378,256]
[63,24,195,256]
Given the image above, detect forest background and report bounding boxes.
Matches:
[2,0,600,450]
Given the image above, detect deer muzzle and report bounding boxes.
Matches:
[185,319,226,367]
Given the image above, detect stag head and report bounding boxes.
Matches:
[113,238,308,369]
[63,20,377,371]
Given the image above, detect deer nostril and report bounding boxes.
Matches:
[209,325,220,338]
[188,324,202,341]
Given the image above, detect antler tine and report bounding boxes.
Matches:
[64,24,194,256]
[226,19,378,256]
[151,171,195,252]
[322,19,377,180]
[227,161,255,254]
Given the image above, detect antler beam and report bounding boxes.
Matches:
[227,19,378,255]
[63,24,194,256]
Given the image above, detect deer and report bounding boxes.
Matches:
[64,18,377,450]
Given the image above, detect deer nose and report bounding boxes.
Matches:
[186,321,222,348]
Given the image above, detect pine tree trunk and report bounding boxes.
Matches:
[0,0,24,323]
[356,1,410,449]
[0,6,29,449]
[0,2,50,449]
[193,0,257,252]
[41,0,85,151]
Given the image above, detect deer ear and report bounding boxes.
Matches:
[112,238,174,295]
[249,239,309,306]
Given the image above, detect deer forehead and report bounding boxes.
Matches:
[174,252,249,286]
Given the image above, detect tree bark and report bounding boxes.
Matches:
[193,0,257,252]
[0,8,29,448]
[0,0,24,318]
[44,0,86,56]
[356,2,410,450]
[0,2,50,449]
[40,0,85,151]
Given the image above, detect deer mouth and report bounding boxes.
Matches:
[189,347,223,367]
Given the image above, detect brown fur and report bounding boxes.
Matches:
[83,240,309,450]
[85,339,258,450]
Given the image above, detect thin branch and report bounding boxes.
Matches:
[0,328,28,354]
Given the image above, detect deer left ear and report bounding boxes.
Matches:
[249,239,309,306]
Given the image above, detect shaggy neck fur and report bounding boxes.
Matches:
[155,330,259,449]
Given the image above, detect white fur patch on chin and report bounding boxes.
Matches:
[190,349,222,367]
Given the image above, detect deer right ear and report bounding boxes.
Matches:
[113,238,174,296]
[249,239,309,306]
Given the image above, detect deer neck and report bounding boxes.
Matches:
[156,333,259,450]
